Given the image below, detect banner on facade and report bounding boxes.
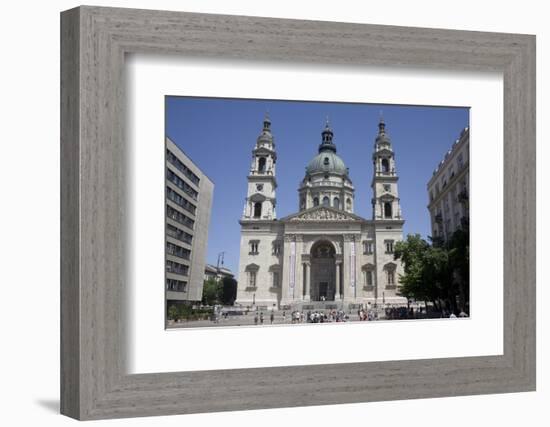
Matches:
[350,240,356,289]
[289,240,296,293]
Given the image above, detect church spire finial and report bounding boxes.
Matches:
[378,111,386,134]
[319,116,336,152]
[263,110,271,131]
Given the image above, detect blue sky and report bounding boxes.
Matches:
[166,97,469,274]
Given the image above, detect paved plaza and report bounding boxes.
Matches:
[168,311,361,328]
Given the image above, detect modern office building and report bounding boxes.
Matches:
[427,127,470,241]
[165,137,214,311]
[235,115,407,310]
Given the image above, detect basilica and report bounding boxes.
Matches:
[235,114,407,310]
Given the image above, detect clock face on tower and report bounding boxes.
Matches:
[256,184,264,192]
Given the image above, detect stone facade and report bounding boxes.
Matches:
[427,127,469,241]
[236,116,407,309]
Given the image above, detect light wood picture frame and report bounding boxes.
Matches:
[60,6,536,420]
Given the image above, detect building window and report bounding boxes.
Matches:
[166,242,191,260]
[430,190,434,201]
[381,158,390,173]
[362,264,375,288]
[166,223,193,244]
[387,270,395,286]
[166,205,195,229]
[272,241,281,255]
[457,152,464,169]
[333,197,340,209]
[167,187,197,215]
[249,241,259,255]
[313,197,319,207]
[245,264,259,288]
[363,240,374,254]
[383,263,396,287]
[249,271,257,288]
[166,260,189,276]
[166,278,187,292]
[384,202,392,218]
[258,157,266,173]
[346,198,352,210]
[166,149,200,185]
[366,270,373,286]
[385,240,394,254]
[272,271,279,288]
[322,196,330,207]
[167,169,199,200]
[383,184,391,192]
[323,157,329,165]
[253,202,262,218]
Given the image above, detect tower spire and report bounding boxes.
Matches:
[319,117,336,152]
[263,110,271,131]
[378,111,386,134]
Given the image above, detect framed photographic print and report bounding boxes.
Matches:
[61,6,535,420]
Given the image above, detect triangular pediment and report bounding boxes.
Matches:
[280,206,366,222]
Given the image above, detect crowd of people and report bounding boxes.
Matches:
[214,305,469,326]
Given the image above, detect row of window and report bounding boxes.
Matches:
[249,240,394,255]
[247,271,280,289]
[166,149,200,185]
[311,196,352,209]
[167,187,197,215]
[166,278,187,292]
[360,266,396,287]
[166,242,191,260]
[249,240,282,255]
[247,268,394,289]
[363,240,395,254]
[167,205,195,229]
[166,223,193,244]
[362,241,374,254]
[167,169,199,200]
[166,260,189,276]
[430,152,467,201]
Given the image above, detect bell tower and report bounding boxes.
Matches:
[242,113,277,220]
[371,118,402,220]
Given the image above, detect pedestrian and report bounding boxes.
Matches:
[270,311,274,324]
[260,312,264,324]
[282,311,286,323]
[254,313,258,325]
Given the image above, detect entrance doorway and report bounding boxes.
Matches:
[310,240,336,301]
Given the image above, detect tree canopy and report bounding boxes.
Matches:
[394,226,469,314]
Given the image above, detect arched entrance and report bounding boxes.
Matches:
[310,240,336,301]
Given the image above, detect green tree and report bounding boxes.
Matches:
[394,233,459,313]
[221,277,238,305]
[447,224,470,313]
[393,234,430,302]
[202,277,223,306]
[167,304,179,321]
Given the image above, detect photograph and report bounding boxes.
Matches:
[164,97,470,328]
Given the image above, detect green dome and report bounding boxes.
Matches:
[306,151,348,175]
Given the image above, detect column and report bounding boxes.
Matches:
[335,262,341,300]
[295,235,303,300]
[280,235,292,305]
[304,262,311,301]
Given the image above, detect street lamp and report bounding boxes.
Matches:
[216,251,225,279]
